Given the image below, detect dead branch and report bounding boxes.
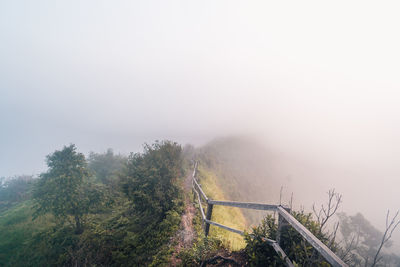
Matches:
[371,210,400,267]
[313,189,342,234]
[328,221,340,248]
[338,230,360,264]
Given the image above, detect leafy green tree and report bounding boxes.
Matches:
[121,140,183,217]
[32,144,97,234]
[117,140,184,266]
[88,148,126,184]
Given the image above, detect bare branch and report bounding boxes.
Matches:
[313,189,342,234]
[328,221,340,248]
[339,232,360,263]
[371,210,400,267]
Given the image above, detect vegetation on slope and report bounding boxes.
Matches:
[0,175,34,213]
[196,137,283,226]
[0,201,52,266]
[196,166,247,250]
[1,136,399,266]
[0,141,185,267]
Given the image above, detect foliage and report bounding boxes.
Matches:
[0,201,50,266]
[244,215,282,266]
[0,141,186,266]
[32,144,101,234]
[121,141,183,217]
[88,148,127,184]
[117,140,184,266]
[0,175,34,212]
[178,236,224,266]
[244,212,333,266]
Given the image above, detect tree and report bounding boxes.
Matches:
[120,140,182,217]
[0,175,34,211]
[32,144,96,234]
[117,140,184,265]
[338,211,400,266]
[88,148,126,184]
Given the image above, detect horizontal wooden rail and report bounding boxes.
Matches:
[193,177,208,202]
[208,200,278,211]
[193,187,206,220]
[205,219,245,236]
[192,161,197,178]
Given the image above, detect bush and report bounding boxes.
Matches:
[244,212,333,266]
[178,236,224,266]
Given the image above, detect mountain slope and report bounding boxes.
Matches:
[196,136,284,226]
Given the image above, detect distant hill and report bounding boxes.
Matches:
[195,136,285,225]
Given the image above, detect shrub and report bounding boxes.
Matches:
[244,212,333,266]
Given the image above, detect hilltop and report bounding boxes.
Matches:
[0,138,399,266]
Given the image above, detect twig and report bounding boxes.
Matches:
[371,210,400,267]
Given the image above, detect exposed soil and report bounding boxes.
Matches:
[168,171,248,266]
[181,171,197,248]
[168,173,197,266]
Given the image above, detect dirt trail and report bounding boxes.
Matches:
[181,172,196,247]
[169,171,248,266]
[169,172,197,266]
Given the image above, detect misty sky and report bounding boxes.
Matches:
[1,0,400,240]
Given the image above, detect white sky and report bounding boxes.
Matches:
[1,0,400,244]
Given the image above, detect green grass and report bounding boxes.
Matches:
[197,166,247,250]
[0,201,54,266]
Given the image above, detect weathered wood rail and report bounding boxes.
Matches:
[191,162,347,267]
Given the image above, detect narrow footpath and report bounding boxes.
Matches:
[168,172,197,266]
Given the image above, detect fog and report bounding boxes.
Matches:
[1,0,400,248]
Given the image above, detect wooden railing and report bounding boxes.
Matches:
[191,162,347,267]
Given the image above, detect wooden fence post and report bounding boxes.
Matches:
[205,203,214,236]
[277,207,290,245]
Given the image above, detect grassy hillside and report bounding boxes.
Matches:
[196,166,247,250]
[196,137,283,226]
[0,201,52,266]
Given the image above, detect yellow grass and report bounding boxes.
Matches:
[198,166,247,250]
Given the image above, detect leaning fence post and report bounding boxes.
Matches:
[277,206,290,245]
[205,203,214,236]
